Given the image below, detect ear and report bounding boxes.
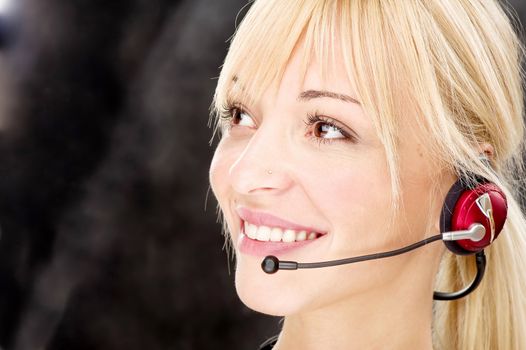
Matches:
[477,143,494,160]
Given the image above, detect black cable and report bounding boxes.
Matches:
[433,251,486,300]
[301,234,443,269]
[270,234,444,271]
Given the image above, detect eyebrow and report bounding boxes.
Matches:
[298,90,361,105]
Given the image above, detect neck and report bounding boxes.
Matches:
[272,265,436,350]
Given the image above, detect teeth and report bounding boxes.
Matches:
[282,230,296,242]
[256,226,271,241]
[243,221,320,242]
[296,231,307,241]
[245,222,257,239]
[270,228,282,242]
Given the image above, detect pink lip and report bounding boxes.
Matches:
[235,207,326,234]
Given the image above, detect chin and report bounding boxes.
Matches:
[234,255,308,316]
[233,252,396,317]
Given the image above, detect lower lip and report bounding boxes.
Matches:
[238,232,324,258]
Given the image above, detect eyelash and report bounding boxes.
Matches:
[304,113,356,145]
[218,102,242,130]
[219,102,357,145]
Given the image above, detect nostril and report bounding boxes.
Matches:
[229,157,294,195]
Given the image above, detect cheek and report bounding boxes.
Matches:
[302,155,394,253]
[209,138,237,195]
[209,141,235,221]
[209,146,225,197]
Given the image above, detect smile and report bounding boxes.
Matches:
[242,221,323,242]
[238,222,326,257]
[235,207,327,257]
[235,206,327,241]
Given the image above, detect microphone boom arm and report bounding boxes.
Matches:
[261,225,488,301]
[280,234,444,270]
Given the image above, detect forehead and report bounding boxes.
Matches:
[278,43,360,103]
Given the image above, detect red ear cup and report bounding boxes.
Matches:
[440,179,508,255]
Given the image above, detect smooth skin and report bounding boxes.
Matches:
[210,42,453,349]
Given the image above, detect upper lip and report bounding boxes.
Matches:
[235,206,326,234]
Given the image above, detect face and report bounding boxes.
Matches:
[209,44,448,316]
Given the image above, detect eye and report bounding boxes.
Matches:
[305,114,357,144]
[219,103,256,131]
[314,122,345,139]
[232,108,256,128]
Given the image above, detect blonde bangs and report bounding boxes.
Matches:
[213,0,316,116]
[212,1,354,112]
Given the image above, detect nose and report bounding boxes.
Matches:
[229,126,294,196]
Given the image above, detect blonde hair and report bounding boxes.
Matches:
[212,0,526,348]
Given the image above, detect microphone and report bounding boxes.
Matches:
[261,223,487,300]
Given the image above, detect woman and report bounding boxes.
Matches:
[209,0,526,349]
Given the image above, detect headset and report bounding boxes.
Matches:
[261,157,508,300]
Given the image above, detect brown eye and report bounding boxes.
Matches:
[312,120,346,139]
[305,114,357,145]
[231,108,256,127]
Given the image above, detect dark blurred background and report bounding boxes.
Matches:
[0,0,523,349]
